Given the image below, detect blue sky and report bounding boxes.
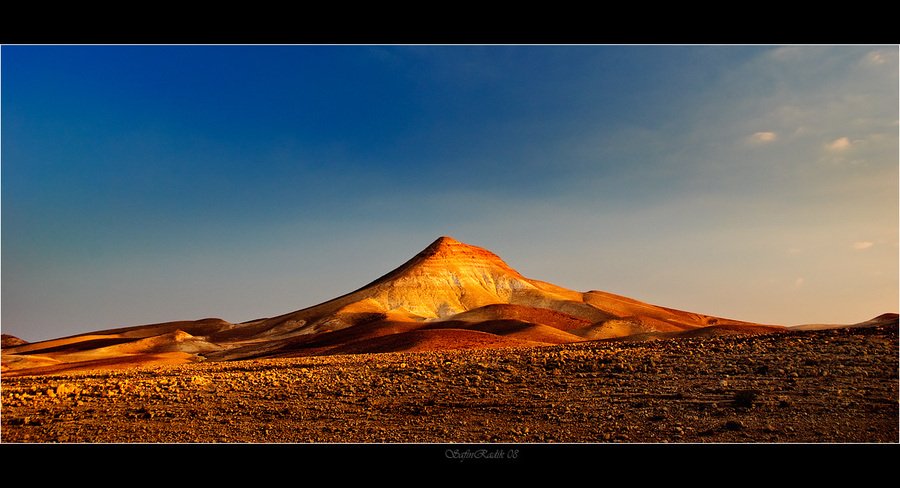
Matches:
[3,45,898,342]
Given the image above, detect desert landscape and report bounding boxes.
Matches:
[2,236,897,444]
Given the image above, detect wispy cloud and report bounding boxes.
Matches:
[826,136,851,151]
[749,131,778,144]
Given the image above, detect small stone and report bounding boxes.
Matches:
[55,383,78,397]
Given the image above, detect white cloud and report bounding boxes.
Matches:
[749,131,778,143]
[853,241,875,250]
[863,50,888,65]
[826,136,851,151]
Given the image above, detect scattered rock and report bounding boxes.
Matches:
[732,389,761,407]
[2,325,897,443]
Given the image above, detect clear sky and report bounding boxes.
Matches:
[2,45,898,342]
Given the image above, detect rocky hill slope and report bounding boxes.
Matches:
[1,236,889,378]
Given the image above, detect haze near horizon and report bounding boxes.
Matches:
[2,45,898,343]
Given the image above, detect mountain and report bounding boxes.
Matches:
[3,236,891,377]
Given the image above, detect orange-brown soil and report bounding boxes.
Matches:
[2,324,896,444]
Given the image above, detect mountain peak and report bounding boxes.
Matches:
[416,236,510,267]
[355,236,522,294]
[354,236,531,318]
[425,235,462,250]
[420,236,468,256]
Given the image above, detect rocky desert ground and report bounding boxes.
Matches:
[2,322,896,445]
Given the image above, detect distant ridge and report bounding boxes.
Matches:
[1,334,29,348]
[3,236,896,377]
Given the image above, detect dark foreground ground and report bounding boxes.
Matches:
[2,325,897,446]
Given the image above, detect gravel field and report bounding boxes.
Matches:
[2,325,897,445]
